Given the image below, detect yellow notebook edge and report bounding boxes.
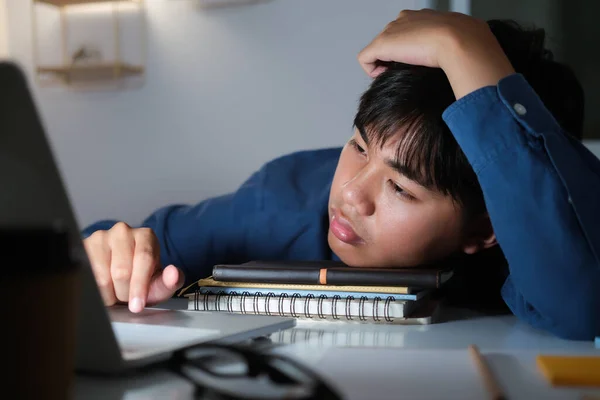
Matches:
[178,276,411,297]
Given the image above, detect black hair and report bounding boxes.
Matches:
[353,19,585,218]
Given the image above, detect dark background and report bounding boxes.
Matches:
[437,0,600,139]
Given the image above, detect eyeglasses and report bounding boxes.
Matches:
[167,342,342,400]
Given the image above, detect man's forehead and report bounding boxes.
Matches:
[354,125,412,155]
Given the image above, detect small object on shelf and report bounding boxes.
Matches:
[596,336,600,348]
[71,45,103,65]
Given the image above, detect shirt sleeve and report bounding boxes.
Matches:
[442,73,600,340]
[81,170,264,286]
[81,149,340,287]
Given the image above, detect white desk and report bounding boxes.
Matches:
[75,301,600,399]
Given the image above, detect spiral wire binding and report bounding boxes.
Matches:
[384,296,395,322]
[253,292,263,315]
[226,290,237,312]
[345,296,354,320]
[317,295,327,319]
[304,294,315,319]
[215,290,225,312]
[240,291,250,314]
[290,293,301,318]
[265,292,276,316]
[373,296,381,322]
[194,290,399,322]
[331,295,340,320]
[358,296,367,322]
[278,293,288,316]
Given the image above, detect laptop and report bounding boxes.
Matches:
[0,62,295,373]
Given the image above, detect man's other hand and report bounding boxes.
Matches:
[358,9,515,99]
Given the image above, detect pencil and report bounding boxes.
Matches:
[468,345,506,400]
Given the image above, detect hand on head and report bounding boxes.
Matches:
[83,222,185,313]
[358,9,515,98]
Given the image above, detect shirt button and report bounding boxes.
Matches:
[513,103,527,116]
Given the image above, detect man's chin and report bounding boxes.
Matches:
[328,230,369,267]
[327,231,419,268]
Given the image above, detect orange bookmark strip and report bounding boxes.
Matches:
[319,268,327,285]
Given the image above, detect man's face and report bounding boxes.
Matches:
[328,128,469,268]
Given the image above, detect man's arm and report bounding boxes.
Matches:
[83,160,276,289]
[82,148,340,306]
[81,190,260,310]
[443,74,600,340]
[84,195,254,287]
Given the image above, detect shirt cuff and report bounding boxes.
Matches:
[495,73,563,136]
[442,73,561,173]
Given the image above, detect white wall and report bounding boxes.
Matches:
[0,0,8,57]
[5,0,428,227]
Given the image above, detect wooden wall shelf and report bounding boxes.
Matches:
[32,0,146,88]
[38,63,143,78]
[36,0,140,7]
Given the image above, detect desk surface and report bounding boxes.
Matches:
[75,300,600,400]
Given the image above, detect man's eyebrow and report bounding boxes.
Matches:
[355,124,435,191]
[356,125,370,146]
[384,158,431,190]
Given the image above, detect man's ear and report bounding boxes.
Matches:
[461,213,498,255]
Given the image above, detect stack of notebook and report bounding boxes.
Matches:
[178,261,453,325]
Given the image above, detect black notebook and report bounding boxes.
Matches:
[212,260,454,289]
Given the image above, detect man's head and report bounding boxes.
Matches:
[328,19,584,268]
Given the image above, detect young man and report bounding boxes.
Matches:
[82,10,600,340]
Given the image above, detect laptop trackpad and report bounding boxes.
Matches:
[112,322,220,360]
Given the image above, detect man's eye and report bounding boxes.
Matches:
[388,180,415,201]
[349,139,366,155]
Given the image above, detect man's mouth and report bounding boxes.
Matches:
[330,208,365,245]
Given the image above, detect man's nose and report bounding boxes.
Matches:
[341,170,376,216]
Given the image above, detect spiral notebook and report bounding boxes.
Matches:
[195,285,426,301]
[187,290,415,323]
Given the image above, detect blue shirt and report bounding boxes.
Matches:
[83,74,600,340]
